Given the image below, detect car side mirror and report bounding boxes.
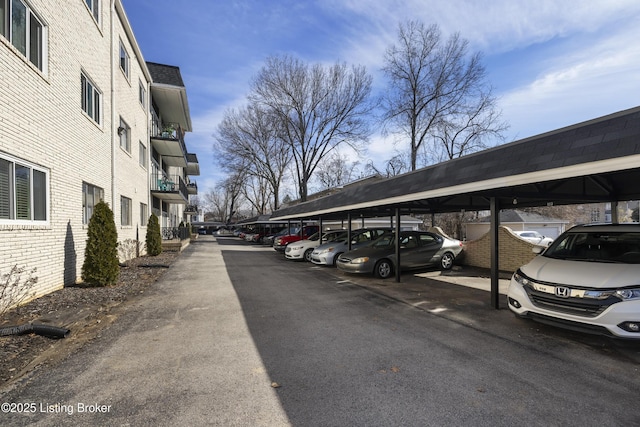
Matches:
[532,246,544,255]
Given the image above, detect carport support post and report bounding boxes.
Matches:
[395,207,401,283]
[490,198,500,309]
[347,213,352,251]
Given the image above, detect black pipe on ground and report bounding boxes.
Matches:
[0,323,70,339]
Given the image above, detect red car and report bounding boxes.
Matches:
[273,226,319,252]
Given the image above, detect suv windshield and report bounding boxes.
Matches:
[544,231,640,264]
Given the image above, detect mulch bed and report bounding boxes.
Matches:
[0,251,179,388]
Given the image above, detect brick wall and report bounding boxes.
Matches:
[112,14,151,258]
[461,226,539,272]
[1,1,151,308]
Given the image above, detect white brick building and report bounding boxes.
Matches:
[1,0,199,305]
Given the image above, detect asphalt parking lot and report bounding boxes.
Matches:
[250,237,640,364]
[5,235,636,426]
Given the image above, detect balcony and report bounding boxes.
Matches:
[184,204,198,214]
[150,115,188,168]
[151,173,188,204]
[186,153,200,176]
[187,180,198,195]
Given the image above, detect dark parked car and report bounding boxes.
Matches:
[336,230,464,279]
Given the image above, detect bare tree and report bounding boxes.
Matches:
[250,55,374,201]
[203,174,245,224]
[201,189,227,223]
[242,174,272,215]
[381,21,507,170]
[215,103,291,210]
[315,152,360,190]
[385,153,410,177]
[362,153,408,178]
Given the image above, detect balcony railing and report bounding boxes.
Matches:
[150,111,188,166]
[161,226,190,240]
[186,180,197,195]
[152,173,188,202]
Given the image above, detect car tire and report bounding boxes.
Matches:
[440,252,455,270]
[375,259,393,279]
[332,253,343,267]
[304,248,313,262]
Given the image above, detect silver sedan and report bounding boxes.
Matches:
[336,231,464,279]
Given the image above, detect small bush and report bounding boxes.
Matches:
[146,213,163,256]
[118,238,145,263]
[0,265,38,315]
[82,201,119,286]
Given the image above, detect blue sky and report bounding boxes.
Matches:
[122,0,640,195]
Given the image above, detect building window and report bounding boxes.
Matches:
[0,153,48,222]
[81,72,101,124]
[140,202,148,226]
[139,80,146,106]
[85,0,99,22]
[82,182,103,224]
[119,117,130,152]
[120,196,131,226]
[119,41,129,78]
[139,141,147,168]
[1,0,46,72]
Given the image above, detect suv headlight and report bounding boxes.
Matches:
[512,270,530,287]
[615,289,640,300]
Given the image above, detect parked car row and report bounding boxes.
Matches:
[285,230,347,261]
[232,221,640,339]
[234,226,465,279]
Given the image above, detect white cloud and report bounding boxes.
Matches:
[499,17,640,139]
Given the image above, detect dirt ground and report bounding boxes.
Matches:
[0,251,180,390]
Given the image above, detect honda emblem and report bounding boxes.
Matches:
[555,286,571,298]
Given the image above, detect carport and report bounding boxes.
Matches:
[269,106,640,309]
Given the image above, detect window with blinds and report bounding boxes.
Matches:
[0,154,48,222]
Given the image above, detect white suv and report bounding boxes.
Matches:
[507,223,640,339]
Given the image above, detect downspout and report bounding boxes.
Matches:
[110,0,117,212]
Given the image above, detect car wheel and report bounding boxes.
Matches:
[375,259,393,279]
[440,252,455,270]
[304,248,313,262]
[332,253,343,267]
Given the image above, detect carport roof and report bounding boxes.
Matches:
[271,106,640,220]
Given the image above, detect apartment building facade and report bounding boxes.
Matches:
[0,0,198,303]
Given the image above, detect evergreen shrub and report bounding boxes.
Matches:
[146,213,163,256]
[82,201,119,286]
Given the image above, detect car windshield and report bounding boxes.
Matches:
[326,231,347,242]
[544,231,640,264]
